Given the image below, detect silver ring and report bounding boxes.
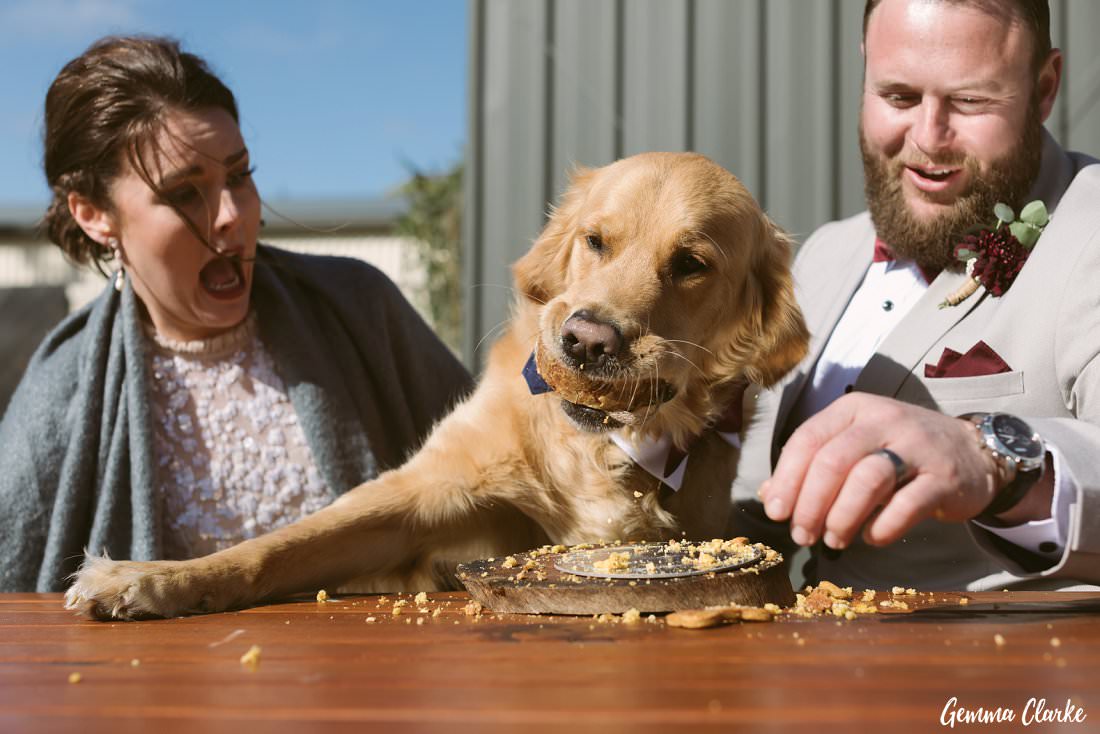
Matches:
[871,448,913,487]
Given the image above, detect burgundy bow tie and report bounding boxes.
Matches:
[873,238,896,263]
[872,238,941,283]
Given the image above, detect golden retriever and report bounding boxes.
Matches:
[65,152,808,619]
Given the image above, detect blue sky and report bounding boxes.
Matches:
[0,0,467,207]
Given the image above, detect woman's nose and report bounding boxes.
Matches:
[213,186,240,234]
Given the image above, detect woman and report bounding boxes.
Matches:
[0,36,472,592]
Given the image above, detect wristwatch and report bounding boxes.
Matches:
[960,412,1045,520]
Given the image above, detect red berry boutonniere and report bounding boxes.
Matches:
[939,200,1050,309]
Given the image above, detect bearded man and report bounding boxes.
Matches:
[732,0,1100,590]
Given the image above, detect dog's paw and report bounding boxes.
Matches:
[64,554,208,621]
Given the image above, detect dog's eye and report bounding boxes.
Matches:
[671,252,708,277]
[585,234,604,253]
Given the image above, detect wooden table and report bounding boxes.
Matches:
[2,591,1098,733]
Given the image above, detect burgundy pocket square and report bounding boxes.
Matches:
[924,340,1012,379]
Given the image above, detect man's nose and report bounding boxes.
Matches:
[909,98,954,156]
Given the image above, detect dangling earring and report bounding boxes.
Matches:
[108,237,124,292]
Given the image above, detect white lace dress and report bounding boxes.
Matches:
[146,313,335,560]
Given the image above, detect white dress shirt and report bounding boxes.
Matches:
[791,257,1069,559]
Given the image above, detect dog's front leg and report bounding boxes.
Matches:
[63,469,447,620]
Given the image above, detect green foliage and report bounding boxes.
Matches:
[394,164,464,354]
[995,199,1048,250]
[1020,200,1049,227]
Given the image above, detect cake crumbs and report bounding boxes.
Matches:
[239,645,262,672]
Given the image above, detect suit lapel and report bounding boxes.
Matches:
[854,267,987,397]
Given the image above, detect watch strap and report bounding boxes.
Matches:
[976,467,1042,520]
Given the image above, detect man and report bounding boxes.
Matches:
[732,0,1100,590]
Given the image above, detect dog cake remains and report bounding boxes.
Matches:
[532,339,674,422]
[457,537,795,615]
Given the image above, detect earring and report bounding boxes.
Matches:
[108,237,124,292]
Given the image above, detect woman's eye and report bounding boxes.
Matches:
[228,166,256,187]
[585,234,604,253]
[163,185,199,206]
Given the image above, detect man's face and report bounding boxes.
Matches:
[860,0,1048,269]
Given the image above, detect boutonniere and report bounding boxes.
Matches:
[939,200,1049,309]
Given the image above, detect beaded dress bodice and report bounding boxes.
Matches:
[145,313,334,559]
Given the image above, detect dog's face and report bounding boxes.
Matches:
[514,152,808,440]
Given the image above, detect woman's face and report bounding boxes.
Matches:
[106,106,261,342]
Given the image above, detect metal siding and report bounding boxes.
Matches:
[622,0,690,154]
[837,0,866,220]
[692,0,765,200]
[474,0,551,364]
[1065,0,1100,155]
[1047,0,1067,142]
[466,0,1100,354]
[550,0,619,199]
[463,0,485,366]
[763,0,837,242]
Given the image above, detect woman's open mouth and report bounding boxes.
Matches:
[199,256,246,301]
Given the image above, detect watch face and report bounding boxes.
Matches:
[991,413,1044,461]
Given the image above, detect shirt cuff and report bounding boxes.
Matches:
[971,442,1074,559]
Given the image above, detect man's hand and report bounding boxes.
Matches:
[757,393,1050,550]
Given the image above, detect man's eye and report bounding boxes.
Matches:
[585,234,604,253]
[884,93,918,107]
[953,97,986,110]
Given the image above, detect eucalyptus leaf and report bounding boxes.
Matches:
[1020,200,1049,227]
[1009,221,1040,249]
[994,202,1015,224]
[955,248,974,260]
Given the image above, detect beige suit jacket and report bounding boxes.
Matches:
[730,131,1100,591]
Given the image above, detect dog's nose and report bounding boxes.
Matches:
[560,310,623,369]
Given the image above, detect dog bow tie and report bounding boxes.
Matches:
[522,352,553,394]
[611,407,741,491]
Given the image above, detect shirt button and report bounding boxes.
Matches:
[882,299,894,311]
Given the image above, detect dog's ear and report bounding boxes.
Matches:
[740,217,810,387]
[512,166,594,304]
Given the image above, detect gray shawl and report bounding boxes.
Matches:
[0,245,472,592]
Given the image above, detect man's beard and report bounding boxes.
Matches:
[860,102,1043,273]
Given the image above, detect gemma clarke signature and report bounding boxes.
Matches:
[941,697,1087,727]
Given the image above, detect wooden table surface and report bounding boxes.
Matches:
[2,590,1098,733]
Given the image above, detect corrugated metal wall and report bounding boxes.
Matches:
[463,0,1100,366]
